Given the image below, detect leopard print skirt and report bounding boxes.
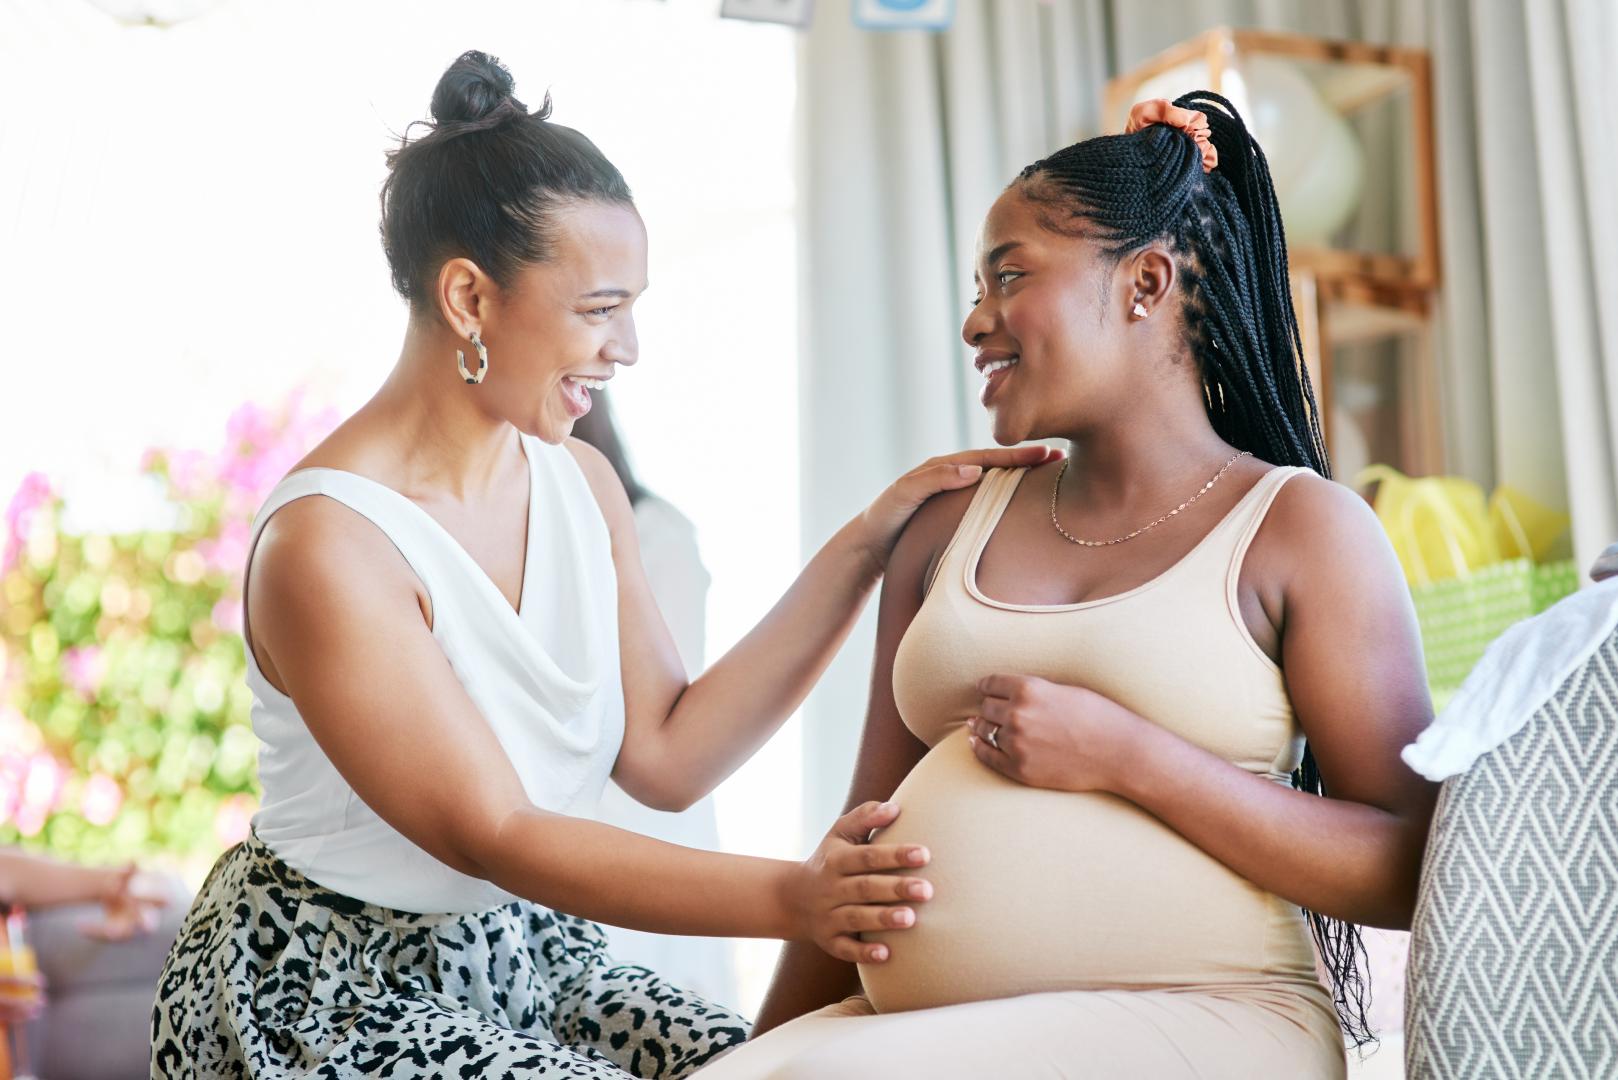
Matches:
[151,832,749,1078]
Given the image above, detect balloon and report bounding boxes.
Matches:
[1275,109,1366,244]
[1234,57,1326,195]
[1129,56,1365,245]
[1135,63,1216,114]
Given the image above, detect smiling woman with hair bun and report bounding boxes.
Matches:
[147,49,1053,1078]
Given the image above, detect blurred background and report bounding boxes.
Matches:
[1,0,1612,1076]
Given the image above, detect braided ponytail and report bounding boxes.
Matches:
[1017,91,1374,1048]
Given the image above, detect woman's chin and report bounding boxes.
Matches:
[525,408,576,446]
[542,420,575,445]
[987,412,1031,447]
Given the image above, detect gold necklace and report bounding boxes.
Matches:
[1049,451,1251,547]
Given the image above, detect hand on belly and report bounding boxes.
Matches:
[857,729,1283,1014]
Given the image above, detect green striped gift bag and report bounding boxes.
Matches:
[1415,557,1580,709]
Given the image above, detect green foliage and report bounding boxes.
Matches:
[0,393,337,868]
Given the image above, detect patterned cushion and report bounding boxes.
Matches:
[1406,631,1618,1078]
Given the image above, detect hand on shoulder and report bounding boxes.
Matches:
[890,475,994,598]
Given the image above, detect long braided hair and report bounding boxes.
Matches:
[1016,91,1374,1047]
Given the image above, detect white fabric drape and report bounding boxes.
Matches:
[796,0,1618,830]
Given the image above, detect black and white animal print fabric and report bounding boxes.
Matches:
[151,832,749,1078]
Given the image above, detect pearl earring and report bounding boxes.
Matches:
[1131,302,1149,320]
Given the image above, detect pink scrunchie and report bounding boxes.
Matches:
[1125,99,1217,173]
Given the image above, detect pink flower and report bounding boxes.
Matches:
[213,793,256,846]
[80,772,123,826]
[16,753,65,836]
[224,400,276,450]
[4,473,51,537]
[0,750,26,826]
[303,406,342,440]
[12,803,46,837]
[211,597,243,634]
[3,472,54,574]
[219,448,293,514]
[198,519,252,575]
[145,390,344,521]
[144,448,215,502]
[61,645,106,700]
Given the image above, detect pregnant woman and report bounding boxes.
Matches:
[702,94,1439,1078]
[149,51,1054,1078]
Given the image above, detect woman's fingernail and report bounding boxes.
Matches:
[893,909,914,927]
[967,735,978,748]
[908,847,929,864]
[872,947,888,961]
[957,464,981,477]
[908,882,931,899]
[879,801,897,813]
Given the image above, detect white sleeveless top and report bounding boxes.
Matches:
[246,435,625,914]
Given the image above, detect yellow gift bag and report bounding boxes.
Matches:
[1357,467,1578,702]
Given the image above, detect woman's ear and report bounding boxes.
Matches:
[1125,247,1177,320]
[435,257,492,338]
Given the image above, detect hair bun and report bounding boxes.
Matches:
[431,50,525,125]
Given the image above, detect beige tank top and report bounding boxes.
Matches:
[859,464,1335,1024]
[900,463,1309,775]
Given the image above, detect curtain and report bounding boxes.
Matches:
[1518,0,1618,579]
[796,0,1618,838]
[796,0,1111,838]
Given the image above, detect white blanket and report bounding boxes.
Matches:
[1402,571,1618,781]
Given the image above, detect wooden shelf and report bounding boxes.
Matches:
[1319,277,1430,346]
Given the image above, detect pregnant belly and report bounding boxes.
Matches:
[858,728,1301,1014]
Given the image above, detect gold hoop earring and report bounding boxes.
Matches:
[457,332,488,385]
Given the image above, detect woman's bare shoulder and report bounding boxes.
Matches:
[249,497,428,634]
[252,495,396,574]
[1248,468,1402,603]
[1262,470,1385,556]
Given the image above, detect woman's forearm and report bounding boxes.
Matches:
[0,849,120,910]
[475,807,799,939]
[626,518,882,804]
[1116,721,1427,928]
